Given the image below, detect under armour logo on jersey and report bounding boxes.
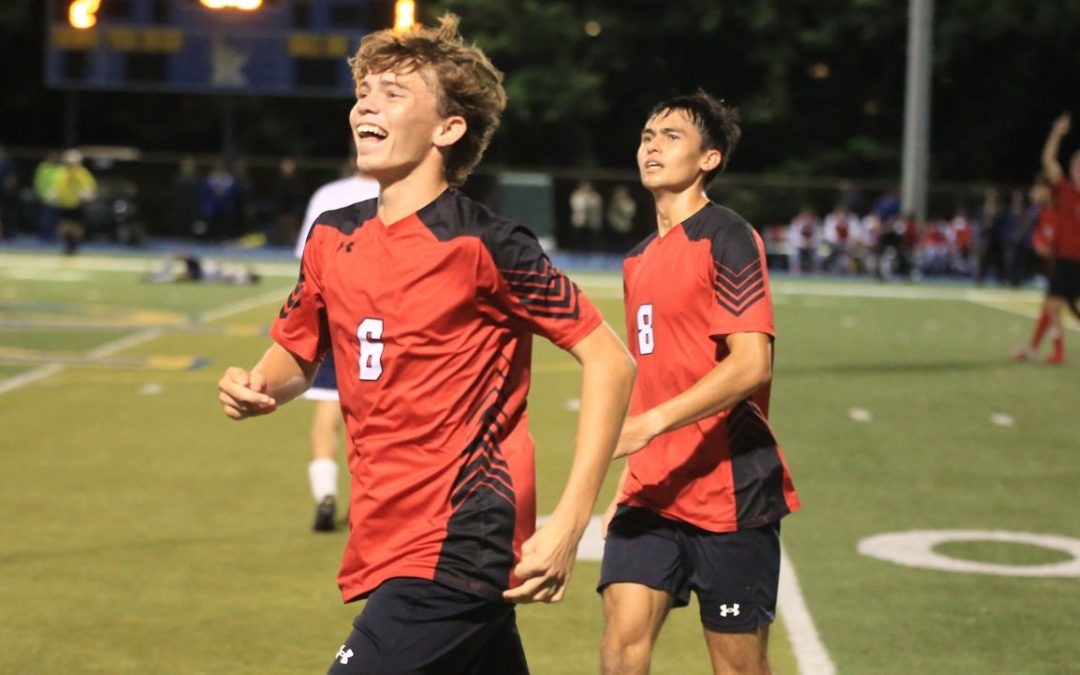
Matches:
[719,603,741,617]
[336,646,354,664]
[337,241,354,253]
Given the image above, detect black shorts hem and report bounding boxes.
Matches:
[701,613,775,634]
[596,578,689,608]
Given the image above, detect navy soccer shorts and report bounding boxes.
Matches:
[1048,258,1080,301]
[327,578,529,674]
[304,351,339,402]
[598,505,781,633]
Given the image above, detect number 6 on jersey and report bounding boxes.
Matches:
[357,317,384,381]
[636,303,655,355]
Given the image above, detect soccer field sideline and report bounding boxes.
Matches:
[0,252,1068,674]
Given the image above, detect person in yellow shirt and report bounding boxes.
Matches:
[48,149,97,254]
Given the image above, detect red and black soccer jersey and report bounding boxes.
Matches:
[1033,207,1057,255]
[271,188,601,602]
[1053,179,1080,260]
[619,202,800,533]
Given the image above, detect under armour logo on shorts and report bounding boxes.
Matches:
[336,646,354,664]
[719,603,741,617]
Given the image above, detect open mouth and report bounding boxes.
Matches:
[355,123,388,140]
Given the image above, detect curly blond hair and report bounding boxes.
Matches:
[350,14,506,187]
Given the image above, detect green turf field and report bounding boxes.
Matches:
[2,251,1078,674]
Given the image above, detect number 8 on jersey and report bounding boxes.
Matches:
[636,303,655,355]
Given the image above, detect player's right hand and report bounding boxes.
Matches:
[218,367,277,420]
[1052,113,1071,136]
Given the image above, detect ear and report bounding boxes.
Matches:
[433,115,467,149]
[701,148,722,174]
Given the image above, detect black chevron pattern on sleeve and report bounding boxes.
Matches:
[499,256,582,320]
[713,257,766,317]
[278,269,305,319]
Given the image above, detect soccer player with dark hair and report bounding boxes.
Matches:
[598,91,800,675]
[218,15,634,673]
[1014,113,1080,364]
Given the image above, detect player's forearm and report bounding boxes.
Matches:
[1043,130,1064,182]
[252,342,318,405]
[555,326,635,528]
[647,335,772,438]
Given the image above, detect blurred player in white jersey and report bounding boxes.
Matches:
[296,163,379,531]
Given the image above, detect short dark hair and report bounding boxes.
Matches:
[647,90,741,185]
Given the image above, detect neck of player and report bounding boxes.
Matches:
[373,154,450,226]
[651,185,710,237]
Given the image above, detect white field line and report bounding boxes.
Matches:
[779,544,837,675]
[0,286,291,397]
[967,298,1080,332]
[0,364,64,396]
[198,287,293,322]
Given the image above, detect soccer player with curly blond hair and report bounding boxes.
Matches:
[217,14,633,673]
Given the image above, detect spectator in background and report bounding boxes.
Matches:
[919,219,952,276]
[838,180,865,216]
[975,188,1009,285]
[171,156,201,239]
[294,160,379,532]
[569,180,603,250]
[270,157,308,246]
[787,206,820,274]
[875,214,912,281]
[872,188,901,221]
[606,184,637,252]
[197,162,241,241]
[1005,189,1030,286]
[33,151,62,241]
[822,203,861,273]
[0,146,18,239]
[48,149,97,255]
[948,207,975,275]
[231,158,253,239]
[859,211,883,275]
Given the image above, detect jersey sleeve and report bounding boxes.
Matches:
[483,224,602,350]
[706,223,775,339]
[270,227,331,362]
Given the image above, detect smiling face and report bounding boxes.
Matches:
[637,109,721,195]
[349,67,461,186]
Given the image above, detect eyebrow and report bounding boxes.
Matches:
[641,126,684,135]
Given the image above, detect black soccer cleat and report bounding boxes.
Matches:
[313,496,337,532]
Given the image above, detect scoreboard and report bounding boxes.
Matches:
[45,0,396,97]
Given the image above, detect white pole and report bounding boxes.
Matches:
[901,0,933,223]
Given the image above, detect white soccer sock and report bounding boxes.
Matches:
[308,458,338,502]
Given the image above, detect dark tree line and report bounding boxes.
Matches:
[2,0,1079,183]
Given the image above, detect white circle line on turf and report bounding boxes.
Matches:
[858,530,1080,577]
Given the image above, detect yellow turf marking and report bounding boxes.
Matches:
[0,345,205,370]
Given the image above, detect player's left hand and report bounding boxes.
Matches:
[502,514,584,604]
